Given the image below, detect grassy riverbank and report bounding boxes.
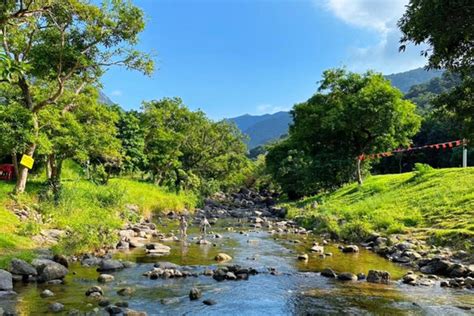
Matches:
[0,172,197,268]
[286,167,474,251]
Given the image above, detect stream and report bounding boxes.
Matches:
[1,219,473,315]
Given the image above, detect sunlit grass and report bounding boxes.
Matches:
[287,167,474,249]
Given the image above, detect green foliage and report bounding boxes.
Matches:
[286,167,474,250]
[413,163,434,176]
[267,68,421,198]
[142,97,250,194]
[399,0,473,72]
[0,0,153,193]
[399,0,473,145]
[113,107,147,173]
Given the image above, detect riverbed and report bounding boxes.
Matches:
[2,219,473,315]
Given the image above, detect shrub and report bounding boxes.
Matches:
[340,220,373,242]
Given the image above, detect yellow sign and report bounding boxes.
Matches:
[20,155,34,169]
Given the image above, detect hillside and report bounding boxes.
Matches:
[385,67,444,93]
[230,68,444,149]
[286,167,474,250]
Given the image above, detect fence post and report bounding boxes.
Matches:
[463,139,468,168]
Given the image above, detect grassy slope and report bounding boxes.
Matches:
[0,165,197,267]
[287,167,474,250]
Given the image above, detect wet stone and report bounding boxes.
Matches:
[337,272,358,281]
[49,302,64,313]
[189,287,202,300]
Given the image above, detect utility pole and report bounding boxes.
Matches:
[463,139,468,168]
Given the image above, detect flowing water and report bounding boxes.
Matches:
[1,219,473,315]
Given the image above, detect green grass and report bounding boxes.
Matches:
[0,163,198,265]
[286,167,474,250]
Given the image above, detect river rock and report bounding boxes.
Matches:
[367,270,391,284]
[342,245,359,253]
[106,306,123,314]
[215,253,232,262]
[0,270,13,290]
[9,259,37,276]
[145,243,171,256]
[154,262,180,269]
[86,286,103,296]
[297,254,309,261]
[402,272,417,285]
[203,268,214,276]
[49,302,64,313]
[226,272,237,280]
[310,245,324,253]
[203,299,217,306]
[98,299,111,307]
[98,274,115,283]
[419,258,451,275]
[117,287,135,296]
[447,263,469,278]
[189,287,202,300]
[81,254,102,267]
[357,273,366,280]
[337,272,358,281]
[32,259,68,283]
[53,254,69,268]
[117,240,130,250]
[97,259,125,272]
[123,309,148,316]
[321,268,337,278]
[40,289,55,298]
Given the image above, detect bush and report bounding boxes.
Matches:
[340,221,373,242]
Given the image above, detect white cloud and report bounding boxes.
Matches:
[318,0,428,73]
[256,103,289,114]
[110,89,123,97]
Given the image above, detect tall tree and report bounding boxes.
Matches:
[267,69,421,198]
[0,0,153,193]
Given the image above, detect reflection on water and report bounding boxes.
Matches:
[1,219,473,315]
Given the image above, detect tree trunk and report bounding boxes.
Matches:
[11,152,19,179]
[49,155,63,202]
[46,155,53,179]
[356,158,363,185]
[14,113,39,194]
[14,142,36,194]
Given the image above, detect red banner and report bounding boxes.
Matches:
[359,140,466,161]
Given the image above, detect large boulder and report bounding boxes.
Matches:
[32,259,68,282]
[366,270,391,284]
[97,259,125,272]
[0,270,13,290]
[9,258,37,276]
[419,258,451,275]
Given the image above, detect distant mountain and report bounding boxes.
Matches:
[385,67,444,93]
[99,91,115,105]
[228,111,292,149]
[230,68,445,149]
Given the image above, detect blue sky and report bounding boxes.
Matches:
[101,0,427,119]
